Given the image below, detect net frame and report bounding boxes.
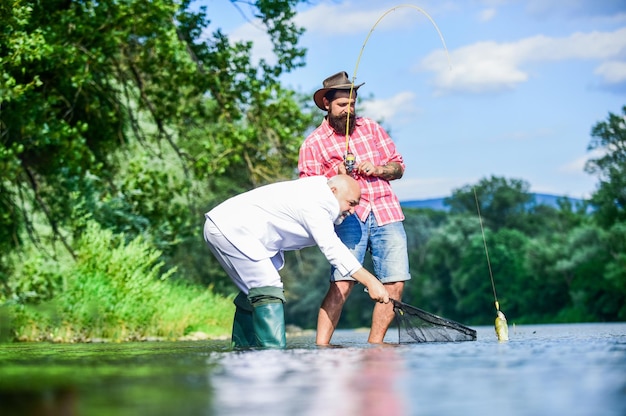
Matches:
[391,299,477,343]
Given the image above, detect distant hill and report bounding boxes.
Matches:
[401,193,589,212]
[401,197,450,211]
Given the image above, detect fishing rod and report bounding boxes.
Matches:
[473,187,509,341]
[342,4,452,171]
[351,7,481,344]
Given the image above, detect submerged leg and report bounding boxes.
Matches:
[369,281,404,343]
[316,280,355,345]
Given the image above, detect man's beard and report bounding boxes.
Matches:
[328,112,356,136]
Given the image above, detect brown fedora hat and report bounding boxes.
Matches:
[313,71,364,110]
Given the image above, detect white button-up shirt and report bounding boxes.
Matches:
[206,176,362,277]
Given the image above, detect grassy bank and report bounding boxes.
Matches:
[1,222,233,343]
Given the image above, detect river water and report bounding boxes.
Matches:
[1,323,625,416]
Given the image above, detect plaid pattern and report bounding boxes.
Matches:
[298,116,405,226]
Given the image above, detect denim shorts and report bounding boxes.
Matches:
[331,213,411,283]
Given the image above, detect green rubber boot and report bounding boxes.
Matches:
[248,287,287,349]
[252,302,286,348]
[231,292,256,348]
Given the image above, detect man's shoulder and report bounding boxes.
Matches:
[356,116,381,128]
[355,116,389,138]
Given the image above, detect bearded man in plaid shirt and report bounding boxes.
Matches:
[298,71,411,345]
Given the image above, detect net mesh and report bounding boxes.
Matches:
[392,299,477,343]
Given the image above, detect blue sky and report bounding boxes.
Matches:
[200,0,626,201]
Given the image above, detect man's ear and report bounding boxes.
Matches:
[323,97,330,111]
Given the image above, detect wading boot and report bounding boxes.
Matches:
[231,291,256,348]
[248,286,287,349]
[252,302,286,348]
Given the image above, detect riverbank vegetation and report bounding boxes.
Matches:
[1,1,624,342]
[3,222,233,342]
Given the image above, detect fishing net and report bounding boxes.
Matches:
[391,299,477,343]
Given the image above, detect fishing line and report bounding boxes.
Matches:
[473,187,502,313]
[343,4,452,156]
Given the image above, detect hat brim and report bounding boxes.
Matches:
[313,83,364,111]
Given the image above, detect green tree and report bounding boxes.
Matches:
[406,215,480,321]
[586,105,626,228]
[523,197,590,237]
[1,0,312,300]
[585,106,626,319]
[524,225,605,322]
[452,228,532,324]
[603,222,626,320]
[445,176,533,232]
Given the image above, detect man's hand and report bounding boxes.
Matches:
[366,281,390,304]
[351,267,390,303]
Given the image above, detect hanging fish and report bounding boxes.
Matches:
[495,310,509,342]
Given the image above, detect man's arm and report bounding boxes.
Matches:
[377,162,404,181]
[357,161,404,181]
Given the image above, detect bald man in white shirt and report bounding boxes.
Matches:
[203,174,390,348]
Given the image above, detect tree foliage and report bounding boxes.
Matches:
[585,106,626,319]
[1,0,313,292]
[586,105,626,227]
[445,176,533,232]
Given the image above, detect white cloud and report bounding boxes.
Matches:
[359,91,418,123]
[421,42,528,94]
[419,26,626,94]
[295,3,395,35]
[594,60,626,83]
[559,148,606,174]
[559,155,589,174]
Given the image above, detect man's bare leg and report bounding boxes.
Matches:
[368,281,404,343]
[316,280,355,345]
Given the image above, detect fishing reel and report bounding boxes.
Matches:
[344,152,356,176]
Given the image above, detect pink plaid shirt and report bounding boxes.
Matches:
[298,116,405,226]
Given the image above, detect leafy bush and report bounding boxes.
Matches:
[4,221,233,342]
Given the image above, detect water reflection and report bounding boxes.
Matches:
[0,388,77,416]
[0,324,625,416]
[347,347,407,416]
[210,339,407,416]
[0,341,227,416]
